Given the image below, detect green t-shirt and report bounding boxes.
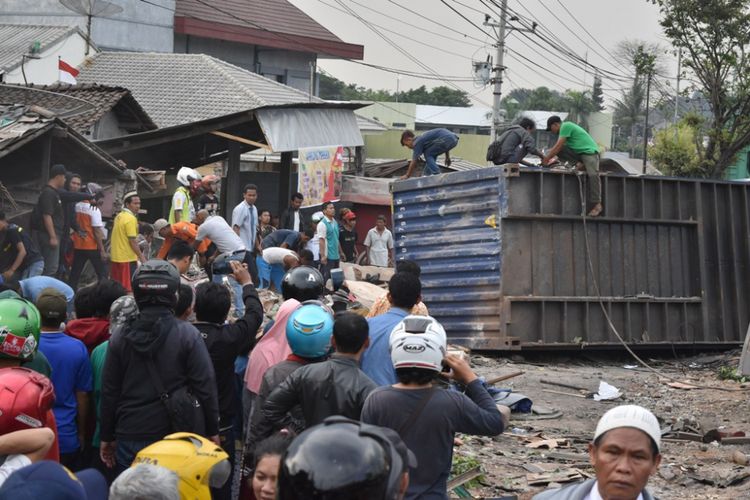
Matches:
[90,340,109,447]
[21,350,52,378]
[559,122,599,154]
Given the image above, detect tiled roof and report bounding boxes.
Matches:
[0,83,155,134]
[173,0,364,59]
[0,24,80,72]
[77,52,324,128]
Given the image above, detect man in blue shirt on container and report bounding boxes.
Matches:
[361,272,422,386]
[400,128,459,179]
[36,288,92,471]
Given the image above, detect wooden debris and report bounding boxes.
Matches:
[526,469,585,486]
[525,438,568,449]
[344,280,388,309]
[541,389,587,399]
[547,451,589,462]
[666,381,698,390]
[447,465,482,491]
[487,371,525,385]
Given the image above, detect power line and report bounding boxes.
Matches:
[386,0,488,44]
[346,0,485,48]
[440,0,495,38]
[330,0,492,107]
[553,0,620,64]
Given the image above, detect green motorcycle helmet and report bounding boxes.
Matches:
[0,298,41,361]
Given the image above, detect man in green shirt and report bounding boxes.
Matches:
[542,116,603,217]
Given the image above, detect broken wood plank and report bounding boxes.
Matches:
[541,389,587,399]
[447,465,482,491]
[540,379,591,392]
[487,371,525,385]
[546,451,589,462]
[721,436,750,445]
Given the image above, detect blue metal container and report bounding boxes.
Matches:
[391,166,750,350]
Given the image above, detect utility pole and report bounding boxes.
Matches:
[673,48,682,134]
[484,2,535,143]
[484,0,507,143]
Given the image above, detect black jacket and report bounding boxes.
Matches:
[262,354,376,439]
[279,208,304,233]
[100,306,220,441]
[193,284,263,428]
[248,358,306,449]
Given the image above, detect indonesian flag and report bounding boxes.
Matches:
[58,58,79,84]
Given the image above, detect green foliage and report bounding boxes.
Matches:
[564,90,598,128]
[501,87,569,120]
[592,75,605,111]
[718,366,750,383]
[649,118,704,177]
[317,73,470,106]
[450,453,484,490]
[653,0,750,178]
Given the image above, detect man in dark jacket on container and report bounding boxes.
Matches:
[261,312,376,437]
[486,117,544,166]
[192,260,263,500]
[99,260,220,474]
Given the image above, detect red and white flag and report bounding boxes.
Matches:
[58,58,79,84]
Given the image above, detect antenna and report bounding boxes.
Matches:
[59,0,124,55]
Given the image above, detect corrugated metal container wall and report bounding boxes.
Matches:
[391,167,750,350]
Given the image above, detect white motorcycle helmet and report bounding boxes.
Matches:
[389,315,447,372]
[176,166,202,187]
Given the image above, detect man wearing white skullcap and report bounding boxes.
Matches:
[533,405,661,500]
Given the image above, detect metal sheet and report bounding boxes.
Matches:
[392,167,750,350]
[256,108,363,152]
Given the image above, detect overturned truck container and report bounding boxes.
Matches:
[391,167,750,350]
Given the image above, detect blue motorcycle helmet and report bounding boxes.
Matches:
[285,301,334,359]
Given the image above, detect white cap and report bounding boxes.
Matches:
[311,211,324,222]
[593,405,661,452]
[152,218,169,235]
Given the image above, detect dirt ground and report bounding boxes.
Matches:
[453,349,750,500]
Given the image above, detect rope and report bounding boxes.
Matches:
[575,171,750,392]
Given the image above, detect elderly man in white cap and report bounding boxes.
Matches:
[533,405,661,500]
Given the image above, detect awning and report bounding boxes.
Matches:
[256,107,363,152]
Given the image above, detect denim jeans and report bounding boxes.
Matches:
[423,134,459,175]
[256,255,271,289]
[33,229,61,276]
[115,439,155,475]
[19,260,44,279]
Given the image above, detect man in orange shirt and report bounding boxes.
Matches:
[69,184,107,290]
[153,219,212,263]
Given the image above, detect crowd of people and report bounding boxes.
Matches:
[0,163,661,500]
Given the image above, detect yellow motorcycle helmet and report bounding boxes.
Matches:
[133,432,231,500]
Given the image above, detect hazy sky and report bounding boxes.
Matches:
[289,0,676,109]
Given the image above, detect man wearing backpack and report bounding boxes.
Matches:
[486,118,544,166]
[99,260,219,473]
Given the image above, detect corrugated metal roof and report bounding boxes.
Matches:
[415,105,492,127]
[176,0,343,44]
[0,24,80,72]
[77,52,322,127]
[0,83,156,134]
[364,158,485,178]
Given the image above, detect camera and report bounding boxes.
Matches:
[212,250,246,275]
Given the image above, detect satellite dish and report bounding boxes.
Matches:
[60,0,123,18]
[59,0,124,54]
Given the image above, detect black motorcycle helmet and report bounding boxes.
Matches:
[132,259,180,309]
[281,266,324,302]
[277,416,410,500]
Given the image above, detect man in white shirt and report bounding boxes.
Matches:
[231,184,259,283]
[364,215,394,267]
[195,210,249,317]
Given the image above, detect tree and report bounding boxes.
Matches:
[317,73,471,106]
[611,40,663,156]
[564,90,597,128]
[649,115,704,176]
[500,87,569,120]
[592,75,605,111]
[653,0,750,178]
